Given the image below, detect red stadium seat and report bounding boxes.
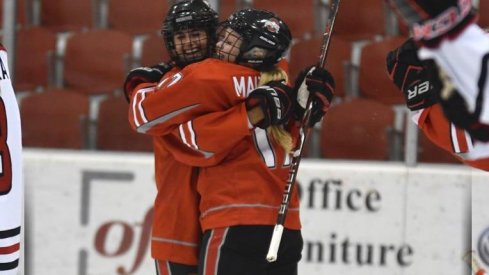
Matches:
[334,0,386,41]
[96,95,153,152]
[63,29,133,95]
[289,35,351,97]
[140,32,171,67]
[0,0,27,29]
[40,0,94,32]
[252,0,316,38]
[479,0,489,28]
[320,98,397,160]
[20,88,90,149]
[14,27,57,92]
[219,0,243,21]
[358,36,407,105]
[107,0,169,35]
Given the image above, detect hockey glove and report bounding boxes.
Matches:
[386,0,477,47]
[293,66,335,127]
[245,81,294,129]
[386,38,437,111]
[431,64,489,142]
[123,63,173,102]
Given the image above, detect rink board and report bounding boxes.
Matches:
[23,150,488,275]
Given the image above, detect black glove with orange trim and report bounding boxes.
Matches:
[386,38,437,111]
[123,63,172,102]
[246,81,294,129]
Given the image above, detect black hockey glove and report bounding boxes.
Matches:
[386,0,477,47]
[293,66,335,127]
[386,38,437,111]
[123,63,173,102]
[245,81,294,129]
[430,64,489,142]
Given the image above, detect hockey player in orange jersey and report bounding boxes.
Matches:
[123,1,219,274]
[127,8,335,275]
[386,38,489,171]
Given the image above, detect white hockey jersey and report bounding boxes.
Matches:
[0,45,23,274]
[418,24,489,137]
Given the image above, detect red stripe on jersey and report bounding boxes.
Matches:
[203,228,227,275]
[454,127,469,153]
[0,243,19,254]
[134,89,147,127]
[155,260,170,275]
[180,122,192,148]
[132,86,156,128]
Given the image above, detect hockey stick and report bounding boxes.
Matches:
[464,250,488,275]
[266,0,341,263]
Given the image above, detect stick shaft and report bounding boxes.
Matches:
[265,0,341,263]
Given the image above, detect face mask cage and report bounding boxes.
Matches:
[162,7,218,67]
[170,26,210,66]
[215,24,243,63]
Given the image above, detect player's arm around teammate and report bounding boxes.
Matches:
[126,7,336,275]
[123,1,220,274]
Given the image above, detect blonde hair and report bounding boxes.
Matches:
[259,68,293,153]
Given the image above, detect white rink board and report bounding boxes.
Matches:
[23,150,489,275]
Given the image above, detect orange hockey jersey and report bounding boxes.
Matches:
[151,105,252,264]
[129,58,300,233]
[415,104,489,171]
[140,60,292,265]
[151,139,201,265]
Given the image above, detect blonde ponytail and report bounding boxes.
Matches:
[259,68,293,153]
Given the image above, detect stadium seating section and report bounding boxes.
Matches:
[15,26,57,92]
[479,0,489,28]
[2,0,472,164]
[96,95,153,151]
[20,88,90,149]
[358,36,406,105]
[63,29,133,95]
[320,98,397,161]
[107,0,169,35]
[40,0,94,32]
[0,0,26,29]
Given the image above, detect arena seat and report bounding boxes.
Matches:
[20,88,90,149]
[320,98,398,160]
[358,36,407,105]
[96,95,153,152]
[479,0,489,28]
[140,32,170,67]
[219,0,243,21]
[0,0,27,29]
[14,27,57,92]
[252,0,316,38]
[63,29,133,95]
[289,35,351,98]
[334,0,386,41]
[107,0,169,35]
[40,0,94,32]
